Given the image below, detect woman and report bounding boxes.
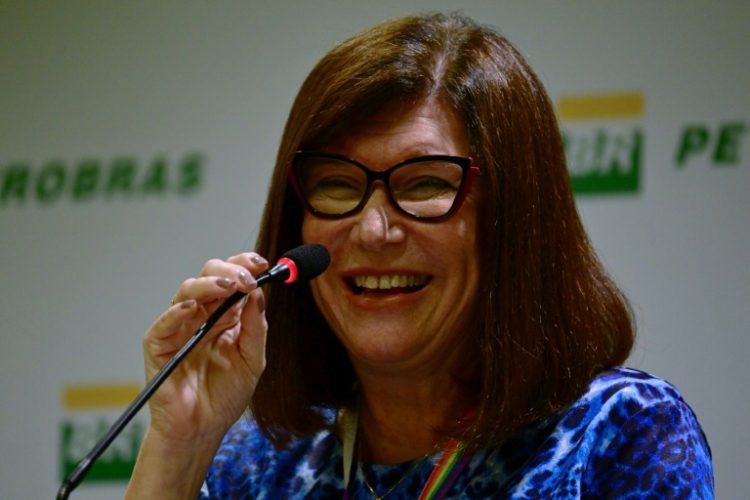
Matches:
[127,13,713,499]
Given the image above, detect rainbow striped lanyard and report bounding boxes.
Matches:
[340,409,471,499]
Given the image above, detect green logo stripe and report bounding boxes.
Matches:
[60,418,144,482]
[564,129,642,196]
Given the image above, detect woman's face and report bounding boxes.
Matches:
[302,99,480,373]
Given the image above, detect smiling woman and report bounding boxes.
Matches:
[299,98,480,378]
[126,12,713,499]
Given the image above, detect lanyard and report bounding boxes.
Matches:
[339,409,471,499]
[418,437,470,500]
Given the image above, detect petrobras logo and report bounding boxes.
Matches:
[60,383,146,483]
[558,92,645,195]
[1,151,204,208]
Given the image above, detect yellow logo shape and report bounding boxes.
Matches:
[63,383,141,410]
[558,91,644,121]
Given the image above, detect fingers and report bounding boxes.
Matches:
[146,252,271,365]
[171,253,269,305]
[237,287,268,375]
[225,252,269,274]
[143,299,201,368]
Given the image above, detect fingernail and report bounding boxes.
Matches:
[180,299,196,309]
[238,272,256,288]
[251,255,268,266]
[216,277,234,289]
[256,294,265,314]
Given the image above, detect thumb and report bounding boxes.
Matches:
[237,287,268,376]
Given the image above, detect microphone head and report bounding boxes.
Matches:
[280,244,331,282]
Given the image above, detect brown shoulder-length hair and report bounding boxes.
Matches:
[251,12,633,448]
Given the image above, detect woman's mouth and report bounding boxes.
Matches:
[350,275,429,295]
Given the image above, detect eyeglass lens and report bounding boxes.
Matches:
[296,156,465,218]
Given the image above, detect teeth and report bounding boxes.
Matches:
[354,275,427,290]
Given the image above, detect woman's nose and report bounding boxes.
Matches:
[349,188,405,249]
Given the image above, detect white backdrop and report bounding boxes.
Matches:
[1,1,748,498]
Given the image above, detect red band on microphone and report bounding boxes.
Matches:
[277,257,298,284]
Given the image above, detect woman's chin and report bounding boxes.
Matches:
[342,332,442,372]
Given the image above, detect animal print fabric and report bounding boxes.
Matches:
[200,368,713,498]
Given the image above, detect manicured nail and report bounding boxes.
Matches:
[251,255,268,266]
[180,299,196,309]
[215,277,234,289]
[238,272,256,288]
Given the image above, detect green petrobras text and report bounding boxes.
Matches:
[1,152,204,206]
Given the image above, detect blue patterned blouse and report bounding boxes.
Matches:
[200,368,713,499]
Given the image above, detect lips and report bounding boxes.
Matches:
[349,274,430,295]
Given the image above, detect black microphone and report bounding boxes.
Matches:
[56,244,330,500]
[255,243,331,286]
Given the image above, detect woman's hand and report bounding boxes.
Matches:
[126,252,270,499]
[142,252,270,446]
